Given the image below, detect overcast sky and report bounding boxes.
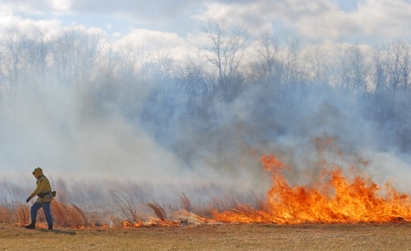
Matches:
[0,0,410,48]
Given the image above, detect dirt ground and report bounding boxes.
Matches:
[1,222,411,251]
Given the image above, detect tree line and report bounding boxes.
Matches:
[1,20,411,161]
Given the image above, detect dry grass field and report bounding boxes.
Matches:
[3,155,411,250]
[1,222,411,251]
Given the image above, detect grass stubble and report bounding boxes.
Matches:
[1,222,411,251]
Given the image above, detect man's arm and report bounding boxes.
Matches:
[26,178,47,202]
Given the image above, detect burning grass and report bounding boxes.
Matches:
[212,155,411,224]
[2,151,411,229]
[1,167,411,249]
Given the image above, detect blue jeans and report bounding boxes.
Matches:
[30,201,53,226]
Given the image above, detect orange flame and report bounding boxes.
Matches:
[212,155,411,224]
[121,220,143,228]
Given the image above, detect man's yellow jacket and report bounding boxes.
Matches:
[29,176,53,203]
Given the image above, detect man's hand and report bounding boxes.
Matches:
[26,197,31,203]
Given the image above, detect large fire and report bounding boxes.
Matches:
[6,151,411,229]
[212,155,411,224]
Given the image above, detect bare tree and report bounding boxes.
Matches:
[0,27,50,94]
[50,27,101,84]
[337,45,369,93]
[199,19,248,102]
[385,40,411,90]
[252,32,283,86]
[180,58,215,112]
[371,47,388,93]
[304,43,329,84]
[282,33,304,86]
[0,29,27,92]
[22,29,50,79]
[91,39,114,79]
[114,43,160,85]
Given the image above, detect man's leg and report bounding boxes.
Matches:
[25,202,41,229]
[41,202,53,230]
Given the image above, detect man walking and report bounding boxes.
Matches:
[25,167,54,230]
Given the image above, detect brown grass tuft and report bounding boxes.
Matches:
[49,201,88,227]
[146,202,167,221]
[0,207,8,223]
[15,203,29,224]
[180,193,192,212]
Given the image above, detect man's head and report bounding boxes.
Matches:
[32,167,43,178]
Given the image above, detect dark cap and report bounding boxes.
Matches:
[32,167,43,175]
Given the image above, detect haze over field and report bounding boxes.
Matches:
[1,0,411,202]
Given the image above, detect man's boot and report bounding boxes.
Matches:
[48,225,53,231]
[24,221,36,229]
